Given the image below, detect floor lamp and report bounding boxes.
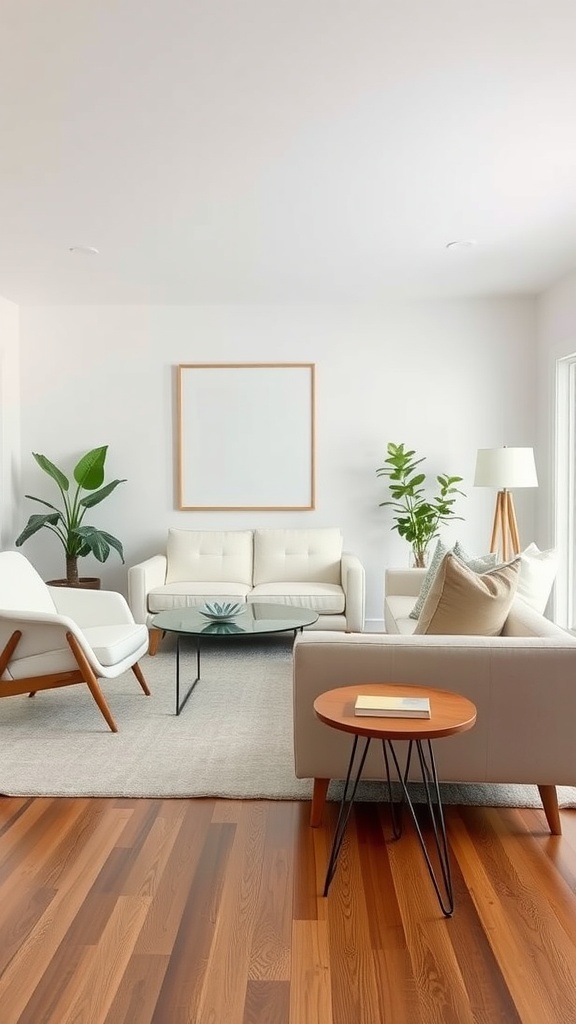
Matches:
[474,447,538,561]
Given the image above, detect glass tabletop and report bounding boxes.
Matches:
[151,602,319,637]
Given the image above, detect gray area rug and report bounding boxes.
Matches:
[1,634,575,808]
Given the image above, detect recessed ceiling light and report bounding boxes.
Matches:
[445,239,478,251]
[69,245,100,256]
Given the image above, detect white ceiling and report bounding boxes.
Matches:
[2,0,576,305]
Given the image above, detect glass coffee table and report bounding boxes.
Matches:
[152,603,319,714]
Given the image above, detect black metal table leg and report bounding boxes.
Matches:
[323,735,372,895]
[174,622,305,716]
[175,635,201,715]
[323,735,454,916]
[385,738,454,916]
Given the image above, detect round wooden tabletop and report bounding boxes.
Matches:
[314,683,477,741]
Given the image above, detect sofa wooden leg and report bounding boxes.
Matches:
[148,629,163,656]
[310,778,330,827]
[538,784,562,835]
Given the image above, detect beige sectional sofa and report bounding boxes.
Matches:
[129,528,365,650]
[293,567,576,833]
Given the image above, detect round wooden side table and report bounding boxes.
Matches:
[314,683,477,916]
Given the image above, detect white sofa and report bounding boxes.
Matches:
[293,567,576,833]
[129,528,365,651]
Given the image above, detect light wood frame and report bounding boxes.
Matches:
[177,363,316,510]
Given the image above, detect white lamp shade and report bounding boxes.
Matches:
[474,447,538,489]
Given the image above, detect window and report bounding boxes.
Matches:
[555,354,576,629]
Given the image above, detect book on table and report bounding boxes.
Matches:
[354,694,431,718]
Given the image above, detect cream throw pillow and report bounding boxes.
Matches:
[414,552,521,635]
[516,542,558,614]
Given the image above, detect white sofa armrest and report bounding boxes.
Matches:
[128,555,167,624]
[341,552,365,631]
[0,607,101,673]
[385,568,427,597]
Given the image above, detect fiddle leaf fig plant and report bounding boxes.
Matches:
[376,442,466,567]
[15,445,126,585]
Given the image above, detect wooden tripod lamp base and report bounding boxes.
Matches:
[475,447,538,563]
[489,489,521,562]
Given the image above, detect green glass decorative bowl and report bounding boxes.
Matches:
[198,601,245,620]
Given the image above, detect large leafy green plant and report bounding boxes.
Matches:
[377,442,466,567]
[15,446,126,585]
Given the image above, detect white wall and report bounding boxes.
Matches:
[0,295,20,550]
[19,298,538,626]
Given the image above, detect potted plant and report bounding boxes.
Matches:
[376,441,466,567]
[15,445,126,587]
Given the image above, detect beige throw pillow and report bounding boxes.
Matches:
[414,552,521,635]
[409,540,500,620]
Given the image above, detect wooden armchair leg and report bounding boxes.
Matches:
[310,778,330,827]
[83,675,118,733]
[538,784,562,835]
[66,632,118,733]
[131,662,151,696]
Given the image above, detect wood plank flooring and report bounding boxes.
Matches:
[0,795,575,1023]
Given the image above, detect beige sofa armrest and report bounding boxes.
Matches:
[128,555,167,624]
[385,568,427,597]
[341,552,365,631]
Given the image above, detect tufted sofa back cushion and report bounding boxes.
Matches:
[166,530,254,585]
[253,528,343,585]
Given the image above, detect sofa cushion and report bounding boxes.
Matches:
[516,542,558,613]
[249,582,345,614]
[384,596,419,635]
[82,624,150,666]
[410,540,499,620]
[165,530,253,585]
[502,597,568,638]
[414,553,521,635]
[148,582,250,613]
[253,529,343,585]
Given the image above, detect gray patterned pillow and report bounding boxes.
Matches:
[453,541,499,575]
[409,540,500,620]
[409,540,448,620]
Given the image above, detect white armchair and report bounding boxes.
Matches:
[0,552,150,732]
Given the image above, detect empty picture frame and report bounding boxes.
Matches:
[177,363,316,510]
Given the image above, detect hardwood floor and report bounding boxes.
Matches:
[0,795,575,1023]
